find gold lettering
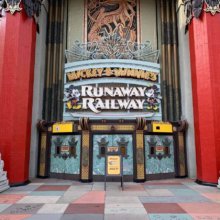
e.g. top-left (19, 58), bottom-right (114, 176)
top-left (126, 69), bottom-right (131, 77)
top-left (135, 69), bottom-right (143, 79)
top-left (81, 70), bottom-right (88, 78)
top-left (105, 68), bottom-right (112, 76)
top-left (97, 68), bottom-right (103, 77)
top-left (76, 70), bottom-right (82, 80)
top-left (66, 68), bottom-right (158, 82)
top-left (120, 68), bottom-right (127, 76)
top-left (90, 69), bottom-right (97, 77)
top-left (67, 72), bottom-right (75, 81)
top-left (150, 72), bottom-right (157, 81)
top-left (114, 68), bottom-right (121, 77)
top-left (143, 71), bottom-right (148, 80)
top-left (141, 70), bottom-right (146, 79)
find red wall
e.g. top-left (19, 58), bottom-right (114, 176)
top-left (0, 12), bottom-right (36, 185)
top-left (0, 13), bottom-right (6, 88)
top-left (189, 12), bottom-right (220, 184)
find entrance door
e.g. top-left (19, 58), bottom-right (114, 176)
top-left (93, 134), bottom-right (133, 178)
top-left (144, 135), bottom-right (175, 180)
top-left (50, 135), bottom-right (81, 179)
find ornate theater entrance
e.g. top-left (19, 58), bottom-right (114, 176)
top-left (92, 134), bottom-right (134, 181)
top-left (37, 119), bottom-right (187, 182)
top-left (36, 0), bottom-right (187, 183)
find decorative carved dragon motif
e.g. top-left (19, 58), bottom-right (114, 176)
top-left (87, 0), bottom-right (137, 43)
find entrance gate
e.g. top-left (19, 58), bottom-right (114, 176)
top-left (92, 134), bottom-right (133, 180)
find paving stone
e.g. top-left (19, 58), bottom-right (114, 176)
top-left (61, 214), bottom-right (104, 220)
top-left (35, 185), bottom-right (70, 191)
top-left (67, 185), bottom-right (92, 191)
top-left (26, 214), bottom-right (63, 220)
top-left (92, 185), bottom-right (105, 191)
top-left (105, 184), bottom-right (121, 191)
top-left (29, 191), bottom-right (65, 196)
top-left (105, 207), bottom-right (147, 214)
top-left (17, 196), bottom-right (60, 204)
top-left (65, 204), bottom-right (104, 214)
top-left (37, 204), bottom-right (68, 214)
top-left (144, 185), bottom-right (188, 190)
top-left (182, 182), bottom-right (197, 186)
top-left (148, 214), bottom-right (193, 220)
top-left (106, 196), bottom-right (141, 204)
top-left (0, 204), bottom-right (12, 212)
top-left (169, 189), bottom-right (200, 196)
top-left (189, 214), bottom-right (220, 220)
top-left (143, 182), bottom-right (184, 186)
top-left (28, 183), bottom-right (44, 186)
top-left (106, 191), bottom-right (149, 196)
top-left (105, 203), bottom-right (144, 208)
top-left (202, 193), bottom-right (220, 202)
top-left (57, 191), bottom-right (87, 204)
top-left (44, 182), bottom-right (73, 186)
top-left (73, 191), bottom-right (105, 204)
top-left (0, 214), bottom-right (32, 220)
top-left (0, 194), bottom-right (25, 204)
top-left (178, 203), bottom-right (220, 214)
top-left (1, 191), bottom-right (31, 195)
top-left (139, 195), bottom-right (212, 203)
top-left (143, 203), bottom-right (186, 213)
top-left (104, 214), bottom-right (149, 220)
top-left (31, 179), bottom-right (72, 185)
top-left (187, 185), bottom-right (220, 193)
top-left (2, 204), bottom-right (43, 214)
top-left (10, 185), bottom-right (40, 191)
top-left (146, 189), bottom-right (174, 197)
top-left (123, 184), bottom-right (145, 191)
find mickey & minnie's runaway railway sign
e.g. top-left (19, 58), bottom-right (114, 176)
top-left (63, 60), bottom-right (161, 120)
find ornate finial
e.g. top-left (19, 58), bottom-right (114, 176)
top-left (205, 0), bottom-right (220, 15)
top-left (5, 0), bottom-right (22, 15)
top-left (98, 137), bottom-right (109, 147)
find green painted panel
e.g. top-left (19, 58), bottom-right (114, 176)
top-left (50, 135), bottom-right (81, 174)
top-left (93, 134), bottom-right (133, 175)
top-left (145, 135), bottom-right (174, 174)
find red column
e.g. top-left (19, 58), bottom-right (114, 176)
top-left (189, 12), bottom-right (220, 184)
top-left (0, 11), bottom-right (36, 185)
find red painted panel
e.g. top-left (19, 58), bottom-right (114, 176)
top-left (189, 12), bottom-right (220, 183)
top-left (0, 12), bottom-right (36, 185)
top-left (0, 17), bottom-right (6, 87)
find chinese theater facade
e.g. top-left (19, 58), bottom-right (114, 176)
top-left (0, 0), bottom-right (220, 186)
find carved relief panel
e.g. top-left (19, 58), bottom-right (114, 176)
top-left (86, 0), bottom-right (138, 43)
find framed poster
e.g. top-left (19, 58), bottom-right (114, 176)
top-left (106, 155), bottom-right (121, 176)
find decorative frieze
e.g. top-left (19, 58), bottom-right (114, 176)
top-left (0, 0), bottom-right (42, 31)
top-left (184, 0), bottom-right (220, 26)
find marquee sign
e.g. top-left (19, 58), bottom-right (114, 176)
top-left (64, 60), bottom-right (161, 120)
top-left (66, 68), bottom-right (158, 83)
